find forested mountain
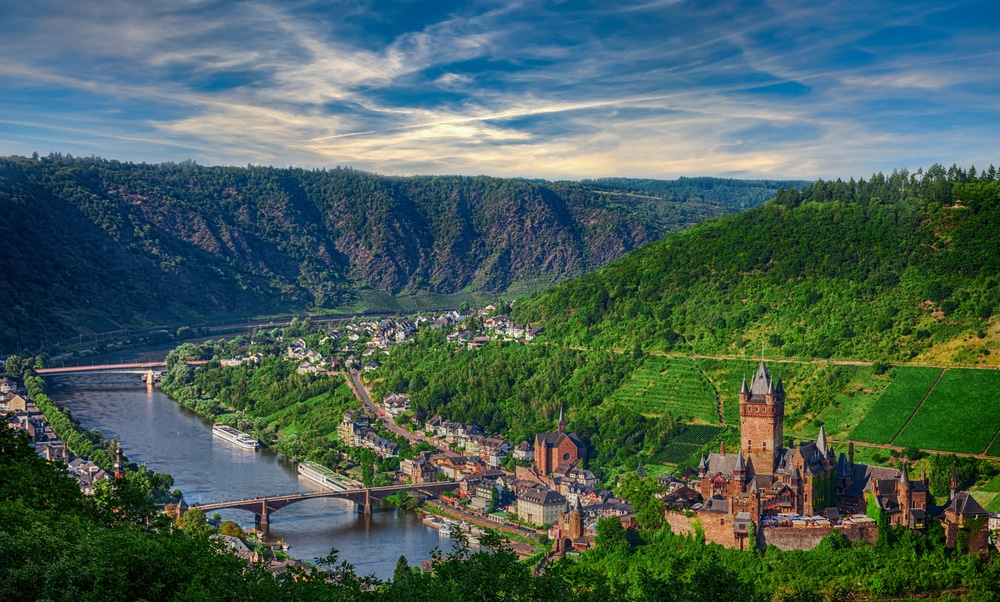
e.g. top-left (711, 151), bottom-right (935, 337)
top-left (0, 154), bottom-right (798, 353)
top-left (516, 164), bottom-right (1000, 363)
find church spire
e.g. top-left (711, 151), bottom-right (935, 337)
top-left (113, 440), bottom-right (124, 479)
top-left (557, 405), bottom-right (566, 433)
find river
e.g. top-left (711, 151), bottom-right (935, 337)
top-left (47, 374), bottom-right (452, 580)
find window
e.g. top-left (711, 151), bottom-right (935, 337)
top-left (563, 453), bottom-right (571, 461)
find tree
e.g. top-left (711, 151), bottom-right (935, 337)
top-left (220, 521), bottom-right (243, 537)
top-left (180, 506), bottom-right (213, 538)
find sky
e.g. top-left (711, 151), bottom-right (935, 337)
top-left (1, 0), bottom-right (998, 180)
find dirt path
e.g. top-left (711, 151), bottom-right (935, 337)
top-left (830, 438), bottom-right (995, 461)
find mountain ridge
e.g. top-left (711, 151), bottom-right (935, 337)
top-left (0, 154), bottom-right (800, 352)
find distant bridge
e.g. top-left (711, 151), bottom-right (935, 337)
top-left (193, 481), bottom-right (461, 529)
top-left (35, 361), bottom-right (207, 387)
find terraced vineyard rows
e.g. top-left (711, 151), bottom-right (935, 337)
top-left (611, 357), bottom-right (719, 422)
top-left (894, 369), bottom-right (1000, 454)
top-left (849, 367), bottom-right (942, 444)
top-left (651, 425), bottom-right (726, 464)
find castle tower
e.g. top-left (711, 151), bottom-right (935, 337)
top-left (739, 358), bottom-right (784, 474)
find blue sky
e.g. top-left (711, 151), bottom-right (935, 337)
top-left (1, 0), bottom-right (998, 179)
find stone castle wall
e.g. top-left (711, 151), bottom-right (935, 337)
top-left (664, 510), bottom-right (878, 552)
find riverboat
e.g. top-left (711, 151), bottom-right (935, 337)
top-left (212, 424), bottom-right (260, 449)
top-left (297, 461), bottom-right (350, 491)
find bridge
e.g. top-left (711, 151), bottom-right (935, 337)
top-left (193, 481), bottom-right (461, 530)
top-left (35, 361), bottom-right (207, 387)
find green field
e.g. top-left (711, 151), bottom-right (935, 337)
top-left (651, 424), bottom-right (726, 464)
top-left (611, 357), bottom-right (719, 422)
top-left (894, 369), bottom-right (1000, 454)
top-left (849, 367), bottom-right (942, 445)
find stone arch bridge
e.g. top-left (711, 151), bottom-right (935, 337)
top-left (193, 481), bottom-right (460, 529)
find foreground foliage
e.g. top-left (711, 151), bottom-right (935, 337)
top-left (4, 423), bottom-right (999, 600)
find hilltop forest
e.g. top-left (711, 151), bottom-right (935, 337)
top-left (517, 164), bottom-right (1000, 363)
top-left (0, 154), bottom-right (798, 354)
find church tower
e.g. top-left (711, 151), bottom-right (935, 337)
top-left (739, 357), bottom-right (785, 475)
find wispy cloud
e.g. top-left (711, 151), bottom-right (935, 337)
top-left (0, 0), bottom-right (997, 178)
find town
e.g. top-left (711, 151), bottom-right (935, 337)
top-left (6, 303), bottom-right (999, 570)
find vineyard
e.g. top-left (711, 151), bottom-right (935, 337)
top-left (651, 424), bottom-right (727, 465)
top-left (987, 436), bottom-right (1000, 457)
top-left (695, 358), bottom-right (749, 425)
top-left (894, 369), bottom-right (1000, 454)
top-left (849, 367), bottom-right (943, 445)
top-left (610, 356), bottom-right (719, 422)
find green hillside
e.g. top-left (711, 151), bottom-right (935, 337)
top-left (0, 154), bottom-right (800, 354)
top-left (515, 165), bottom-right (1000, 365)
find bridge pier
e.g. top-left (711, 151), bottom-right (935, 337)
top-left (356, 489), bottom-right (372, 515)
top-left (255, 500), bottom-right (270, 532)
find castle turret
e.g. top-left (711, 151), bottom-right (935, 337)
top-left (950, 462), bottom-right (958, 500)
top-left (816, 426), bottom-right (828, 457)
top-left (899, 467), bottom-right (912, 526)
top-left (733, 451), bottom-right (747, 493)
top-left (698, 454), bottom-right (708, 478)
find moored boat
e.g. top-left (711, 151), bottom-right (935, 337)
top-left (212, 424), bottom-right (260, 449)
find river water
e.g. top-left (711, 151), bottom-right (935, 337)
top-left (47, 374), bottom-right (451, 579)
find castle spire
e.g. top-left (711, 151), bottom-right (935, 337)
top-left (740, 376), bottom-right (749, 395)
top-left (816, 426), bottom-right (828, 457)
top-left (950, 461), bottom-right (958, 499)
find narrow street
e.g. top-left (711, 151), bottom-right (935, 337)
top-left (347, 371), bottom-right (449, 452)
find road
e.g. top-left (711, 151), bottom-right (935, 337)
top-left (347, 371), bottom-right (449, 452)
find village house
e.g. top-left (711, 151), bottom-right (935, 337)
top-left (513, 441), bottom-right (534, 462)
top-left (401, 451), bottom-right (439, 484)
top-left (516, 488), bottom-right (568, 527)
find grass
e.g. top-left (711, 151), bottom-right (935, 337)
top-left (849, 367), bottom-right (942, 445)
top-left (610, 357), bottom-right (719, 422)
top-left (894, 368), bottom-right (1000, 454)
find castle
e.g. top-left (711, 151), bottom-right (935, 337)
top-left (680, 358), bottom-right (989, 551)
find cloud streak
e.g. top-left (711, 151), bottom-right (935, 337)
top-left (0, 0), bottom-right (997, 178)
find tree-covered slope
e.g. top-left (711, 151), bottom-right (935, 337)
top-left (0, 154), bottom-right (799, 352)
top-left (516, 165), bottom-right (1000, 363)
